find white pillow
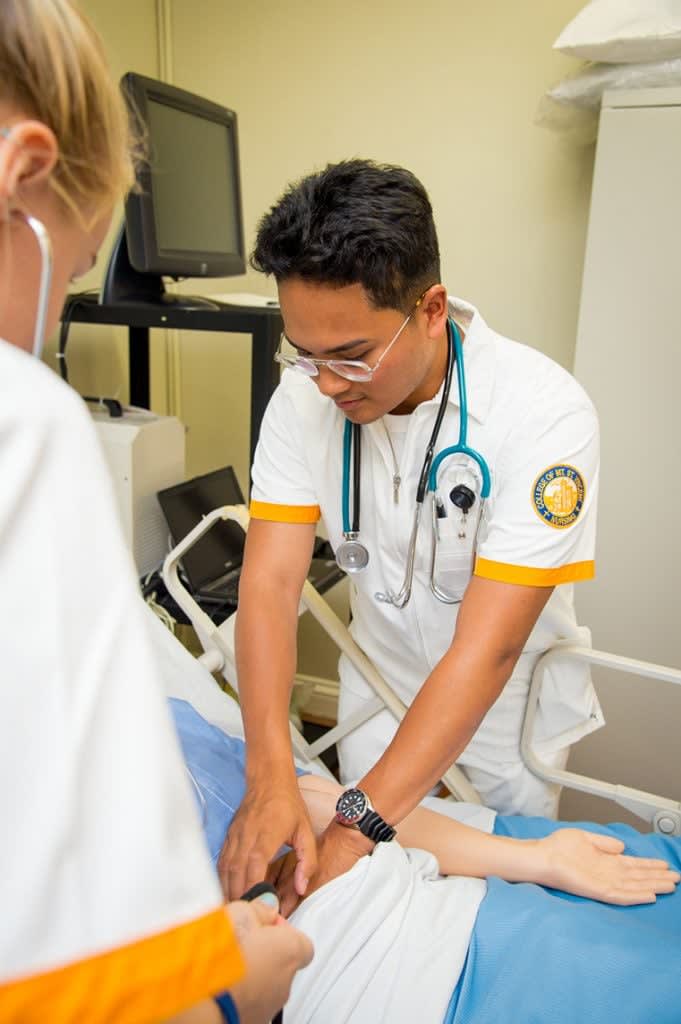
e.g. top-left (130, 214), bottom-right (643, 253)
top-left (548, 57), bottom-right (681, 110)
top-left (535, 58), bottom-right (681, 146)
top-left (554, 0), bottom-right (681, 64)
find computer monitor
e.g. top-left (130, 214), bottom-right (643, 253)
top-left (101, 72), bottom-right (246, 306)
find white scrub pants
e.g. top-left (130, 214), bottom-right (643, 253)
top-left (337, 672), bottom-right (570, 819)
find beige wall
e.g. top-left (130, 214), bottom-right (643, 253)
top-left (168, 0), bottom-right (594, 372)
top-left (70, 0), bottom-right (595, 490)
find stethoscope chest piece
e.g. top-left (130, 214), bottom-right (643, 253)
top-left (336, 534), bottom-right (370, 573)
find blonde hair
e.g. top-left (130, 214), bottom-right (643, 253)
top-left (0, 0), bottom-right (137, 220)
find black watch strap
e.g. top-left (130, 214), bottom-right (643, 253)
top-left (358, 809), bottom-right (396, 844)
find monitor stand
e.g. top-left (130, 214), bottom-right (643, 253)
top-left (100, 223), bottom-right (222, 310)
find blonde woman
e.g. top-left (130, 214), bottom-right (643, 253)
top-left (0, 3), bottom-right (311, 1022)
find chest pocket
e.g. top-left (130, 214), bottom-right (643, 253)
top-left (431, 461), bottom-right (484, 601)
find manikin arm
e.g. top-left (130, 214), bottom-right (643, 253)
top-left (297, 775), bottom-right (679, 906)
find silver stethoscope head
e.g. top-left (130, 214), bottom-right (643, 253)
top-left (23, 213), bottom-right (53, 360)
top-left (336, 533), bottom-right (370, 574)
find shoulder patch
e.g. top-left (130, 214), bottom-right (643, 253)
top-left (532, 464), bottom-right (585, 529)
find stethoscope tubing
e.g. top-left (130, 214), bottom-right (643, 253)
top-left (341, 419), bottom-right (362, 536)
top-left (339, 316), bottom-right (492, 605)
top-left (341, 317), bottom-right (457, 536)
top-left (24, 214), bottom-right (53, 361)
top-left (342, 419), bottom-right (353, 535)
top-left (427, 321), bottom-right (491, 498)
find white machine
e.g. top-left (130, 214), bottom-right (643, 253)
top-left (91, 407), bottom-right (185, 576)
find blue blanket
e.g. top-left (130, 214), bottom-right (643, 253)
top-left (171, 698), bottom-right (305, 865)
top-left (445, 816), bottom-right (681, 1024)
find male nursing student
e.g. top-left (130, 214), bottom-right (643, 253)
top-left (221, 159), bottom-right (604, 912)
top-left (0, 2), bottom-right (311, 1020)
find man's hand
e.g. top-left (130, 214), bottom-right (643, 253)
top-left (538, 828), bottom-right (680, 905)
top-left (268, 821), bottom-right (374, 917)
top-left (226, 899), bottom-right (313, 1024)
top-left (219, 776), bottom-right (317, 901)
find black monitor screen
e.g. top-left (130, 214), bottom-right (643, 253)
top-left (147, 99), bottom-right (241, 258)
top-left (116, 72), bottom-right (246, 285)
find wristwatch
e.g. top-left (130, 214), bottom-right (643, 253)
top-left (334, 787), bottom-right (396, 844)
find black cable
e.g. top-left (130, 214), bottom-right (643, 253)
top-left (83, 396), bottom-right (123, 417)
top-left (58, 291), bottom-right (98, 383)
top-left (415, 320), bottom-right (455, 503)
top-left (60, 292), bottom-right (124, 417)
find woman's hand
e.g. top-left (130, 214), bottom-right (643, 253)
top-left (537, 828), bottom-right (680, 905)
top-left (226, 900), bottom-right (313, 1024)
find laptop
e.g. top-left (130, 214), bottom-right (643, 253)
top-left (157, 466), bottom-right (343, 608)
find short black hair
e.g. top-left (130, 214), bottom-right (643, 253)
top-left (251, 159), bottom-right (441, 312)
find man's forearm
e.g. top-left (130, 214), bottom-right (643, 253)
top-left (235, 584), bottom-right (300, 780)
top-left (358, 577), bottom-right (553, 825)
top-left (358, 645), bottom-right (515, 825)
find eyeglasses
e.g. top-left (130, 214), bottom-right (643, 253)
top-left (274, 295), bottom-right (425, 383)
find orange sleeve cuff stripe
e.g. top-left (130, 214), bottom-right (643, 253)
top-left (0, 907), bottom-right (245, 1024)
top-left (474, 557), bottom-right (595, 587)
top-left (249, 500), bottom-right (320, 524)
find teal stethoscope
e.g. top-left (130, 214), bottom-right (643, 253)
top-left (336, 317), bottom-right (491, 608)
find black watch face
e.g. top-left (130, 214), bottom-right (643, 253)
top-left (335, 788), bottom-right (367, 825)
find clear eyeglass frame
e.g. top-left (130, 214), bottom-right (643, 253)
top-left (274, 294), bottom-right (426, 383)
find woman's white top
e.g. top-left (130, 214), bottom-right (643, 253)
top-left (0, 341), bottom-right (243, 1021)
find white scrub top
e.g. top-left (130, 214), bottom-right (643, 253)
top-left (250, 298), bottom-right (604, 801)
top-left (0, 341), bottom-right (244, 1022)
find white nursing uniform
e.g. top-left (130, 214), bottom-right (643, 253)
top-left (250, 298), bottom-right (605, 816)
top-left (0, 341), bottom-right (244, 1023)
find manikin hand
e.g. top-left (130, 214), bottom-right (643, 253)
top-left (226, 900), bottom-right (313, 1024)
top-left (537, 828), bottom-right (679, 905)
top-left (219, 776), bottom-right (317, 902)
top-left (268, 821), bottom-right (373, 918)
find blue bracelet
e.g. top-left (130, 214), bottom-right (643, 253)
top-left (215, 992), bottom-right (240, 1024)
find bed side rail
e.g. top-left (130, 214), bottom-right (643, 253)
top-left (522, 644), bottom-right (681, 835)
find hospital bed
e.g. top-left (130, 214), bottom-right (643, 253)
top-left (162, 504), bottom-right (681, 835)
top-left (156, 594), bottom-right (681, 1024)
